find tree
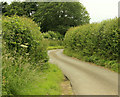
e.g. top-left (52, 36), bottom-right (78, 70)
top-left (33, 2), bottom-right (90, 35)
top-left (2, 2), bottom-right (8, 14)
top-left (2, 2), bottom-right (90, 35)
top-left (2, 2), bottom-right (24, 16)
top-left (2, 2), bottom-right (38, 17)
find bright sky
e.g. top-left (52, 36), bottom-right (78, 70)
top-left (79, 0), bottom-right (119, 23)
top-left (1, 0), bottom-right (120, 23)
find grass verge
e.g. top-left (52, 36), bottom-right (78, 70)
top-left (20, 63), bottom-right (64, 95)
top-left (47, 46), bottom-right (64, 50)
top-left (3, 63), bottom-right (64, 95)
top-left (64, 49), bottom-right (119, 72)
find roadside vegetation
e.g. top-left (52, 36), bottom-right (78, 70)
top-left (42, 31), bottom-right (64, 50)
top-left (2, 16), bottom-right (64, 95)
top-left (64, 18), bottom-right (119, 72)
top-left (2, 1), bottom-right (119, 95)
top-left (2, 1), bottom-right (89, 95)
top-left (0, 48), bottom-right (1, 96)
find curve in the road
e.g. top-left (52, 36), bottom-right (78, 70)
top-left (48, 49), bottom-right (118, 95)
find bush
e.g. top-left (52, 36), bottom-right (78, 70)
top-left (64, 18), bottom-right (119, 72)
top-left (42, 31), bottom-right (64, 48)
top-left (43, 39), bottom-right (63, 47)
top-left (42, 31), bottom-right (63, 40)
top-left (42, 32), bottom-right (52, 39)
top-left (2, 16), bottom-right (49, 95)
top-left (2, 16), bottom-right (48, 64)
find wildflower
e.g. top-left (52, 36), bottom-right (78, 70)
top-left (20, 44), bottom-right (28, 48)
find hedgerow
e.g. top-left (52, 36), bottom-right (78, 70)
top-left (42, 31), bottom-right (63, 40)
top-left (2, 16), bottom-right (49, 95)
top-left (42, 31), bottom-right (64, 47)
top-left (3, 16), bottom-right (48, 64)
top-left (64, 18), bottom-right (119, 72)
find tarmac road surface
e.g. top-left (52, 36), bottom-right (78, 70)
top-left (48, 49), bottom-right (118, 95)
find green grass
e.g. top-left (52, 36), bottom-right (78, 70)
top-left (47, 46), bottom-right (64, 50)
top-left (20, 63), bottom-right (64, 95)
top-left (2, 63), bottom-right (64, 95)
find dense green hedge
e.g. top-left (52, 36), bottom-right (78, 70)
top-left (64, 18), bottom-right (119, 72)
top-left (2, 16), bottom-right (48, 95)
top-left (2, 16), bottom-right (48, 64)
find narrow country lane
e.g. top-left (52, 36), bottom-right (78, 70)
top-left (48, 49), bottom-right (118, 95)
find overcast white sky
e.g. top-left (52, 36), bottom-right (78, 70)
top-left (1, 0), bottom-right (120, 23)
top-left (79, 0), bottom-right (119, 23)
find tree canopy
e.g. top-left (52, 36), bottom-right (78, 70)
top-left (2, 2), bottom-right (37, 17)
top-left (2, 2), bottom-right (90, 35)
top-left (33, 2), bottom-right (90, 35)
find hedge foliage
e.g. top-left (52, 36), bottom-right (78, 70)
top-left (2, 16), bottom-right (48, 95)
top-left (42, 31), bottom-right (64, 47)
top-left (2, 16), bottom-right (48, 64)
top-left (42, 31), bottom-right (63, 40)
top-left (64, 18), bottom-right (119, 72)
